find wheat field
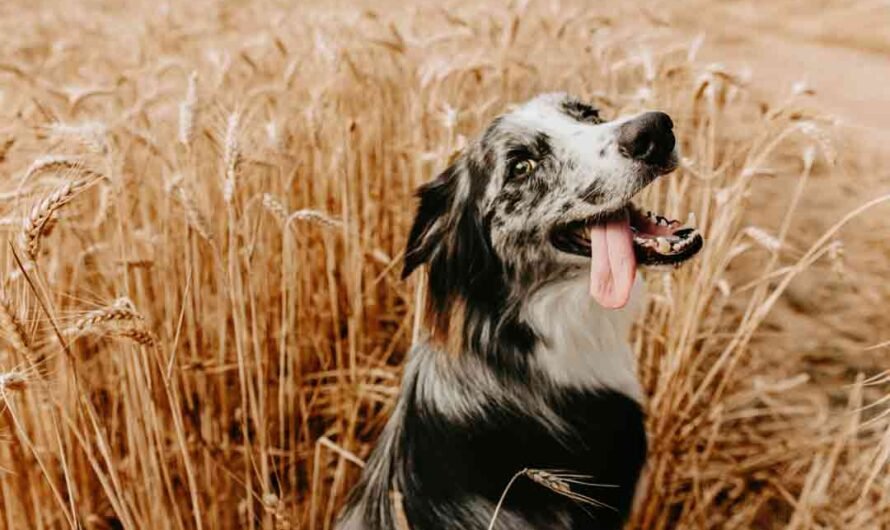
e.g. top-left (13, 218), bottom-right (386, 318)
top-left (1, 1), bottom-right (889, 529)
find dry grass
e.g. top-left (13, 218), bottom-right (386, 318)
top-left (0, 1), bottom-right (888, 529)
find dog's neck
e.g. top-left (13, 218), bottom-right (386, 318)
top-left (521, 273), bottom-right (645, 402)
top-left (415, 271), bottom-right (645, 417)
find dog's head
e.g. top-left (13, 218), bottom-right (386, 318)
top-left (403, 93), bottom-right (702, 329)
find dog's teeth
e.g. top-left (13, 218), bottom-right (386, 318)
top-left (656, 237), bottom-right (672, 254)
top-left (686, 212), bottom-right (697, 228)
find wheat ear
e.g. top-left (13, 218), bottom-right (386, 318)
top-left (222, 111), bottom-right (241, 204)
top-left (178, 71), bottom-right (199, 147)
top-left (21, 155), bottom-right (102, 184)
top-left (20, 178), bottom-right (95, 260)
top-left (287, 209), bottom-right (342, 229)
top-left (69, 297), bottom-right (143, 333)
top-left (114, 326), bottom-right (156, 347)
top-left (0, 294), bottom-right (31, 359)
top-left (488, 469), bottom-right (615, 530)
top-left (262, 193), bottom-right (289, 223)
top-left (46, 121), bottom-right (109, 154)
top-left (263, 193), bottom-right (342, 229)
top-left (261, 493), bottom-right (294, 530)
top-left (68, 298), bottom-right (155, 346)
top-left (0, 371), bottom-right (27, 393)
top-left (167, 180), bottom-right (214, 242)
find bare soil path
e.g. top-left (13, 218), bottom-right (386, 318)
top-left (664, 0), bottom-right (890, 376)
top-left (672, 0), bottom-right (890, 148)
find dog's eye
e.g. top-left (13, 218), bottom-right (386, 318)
top-left (509, 159), bottom-right (537, 179)
top-left (579, 107), bottom-right (599, 121)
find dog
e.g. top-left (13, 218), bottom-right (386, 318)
top-left (337, 93), bottom-right (703, 530)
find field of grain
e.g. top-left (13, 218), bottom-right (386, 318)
top-left (1, 1), bottom-right (888, 529)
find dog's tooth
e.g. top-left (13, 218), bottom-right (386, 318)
top-left (676, 229), bottom-right (700, 250)
top-left (686, 212), bottom-right (697, 228)
top-left (656, 237), bottom-right (672, 254)
top-left (636, 237), bottom-right (655, 248)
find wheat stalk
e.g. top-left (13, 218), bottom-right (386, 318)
top-left (390, 490), bottom-right (411, 530)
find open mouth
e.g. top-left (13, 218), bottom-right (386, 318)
top-left (550, 204), bottom-right (703, 267)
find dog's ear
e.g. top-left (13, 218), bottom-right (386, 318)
top-left (402, 165), bottom-right (460, 279)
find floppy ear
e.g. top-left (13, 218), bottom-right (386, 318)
top-left (401, 155), bottom-right (505, 351)
top-left (402, 165), bottom-right (460, 279)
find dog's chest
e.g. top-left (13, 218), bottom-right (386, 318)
top-left (403, 384), bottom-right (647, 530)
top-left (522, 275), bottom-right (644, 402)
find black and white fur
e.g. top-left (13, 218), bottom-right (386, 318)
top-left (337, 93), bottom-right (677, 530)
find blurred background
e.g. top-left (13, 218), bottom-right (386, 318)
top-left (0, 1), bottom-right (888, 529)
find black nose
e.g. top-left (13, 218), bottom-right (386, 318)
top-left (617, 111), bottom-right (675, 165)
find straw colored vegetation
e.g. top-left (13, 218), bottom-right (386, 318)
top-left (0, 1), bottom-right (888, 529)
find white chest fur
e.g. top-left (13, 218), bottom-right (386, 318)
top-left (522, 274), bottom-right (644, 402)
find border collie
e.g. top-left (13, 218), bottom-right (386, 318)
top-left (337, 93), bottom-right (703, 530)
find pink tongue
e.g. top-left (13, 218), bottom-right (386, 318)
top-left (589, 214), bottom-right (637, 309)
